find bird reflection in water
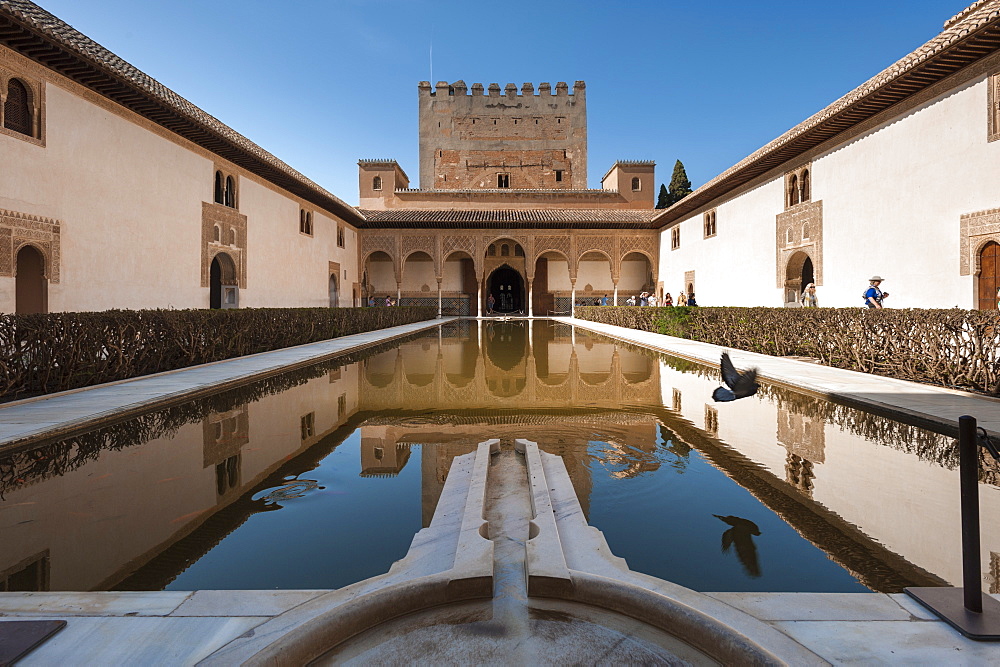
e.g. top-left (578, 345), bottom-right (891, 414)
top-left (714, 514), bottom-right (762, 578)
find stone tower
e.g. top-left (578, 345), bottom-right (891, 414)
top-left (418, 80), bottom-right (587, 190)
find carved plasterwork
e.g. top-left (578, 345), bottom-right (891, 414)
top-left (0, 61), bottom-right (45, 146)
top-left (775, 200), bottom-right (823, 288)
top-left (0, 209), bottom-right (60, 282)
top-left (201, 202), bottom-right (247, 288)
top-left (961, 207), bottom-right (1000, 275)
top-left (401, 235), bottom-right (438, 275)
top-left (990, 72), bottom-right (1000, 143)
top-left (440, 234), bottom-right (479, 277)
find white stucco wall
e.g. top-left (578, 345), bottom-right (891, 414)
top-left (0, 64), bottom-right (358, 313)
top-left (658, 71), bottom-right (1000, 309)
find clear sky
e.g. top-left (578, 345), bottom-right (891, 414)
top-left (37, 0), bottom-right (972, 203)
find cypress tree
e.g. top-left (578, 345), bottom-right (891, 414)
top-left (655, 183), bottom-right (669, 209)
top-left (666, 160), bottom-right (693, 206)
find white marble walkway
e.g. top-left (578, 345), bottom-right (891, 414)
top-left (564, 316), bottom-right (1000, 438)
top-left (0, 317), bottom-right (452, 452)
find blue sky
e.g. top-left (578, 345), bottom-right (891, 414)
top-left (39, 0), bottom-right (972, 203)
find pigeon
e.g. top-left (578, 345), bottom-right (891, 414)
top-left (712, 352), bottom-right (759, 402)
top-left (714, 514), bottom-right (762, 578)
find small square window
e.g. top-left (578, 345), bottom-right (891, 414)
top-left (497, 173), bottom-right (510, 188)
top-left (555, 170), bottom-right (563, 183)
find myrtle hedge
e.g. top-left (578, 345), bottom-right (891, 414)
top-left (575, 306), bottom-right (1000, 395)
top-left (0, 306), bottom-right (437, 401)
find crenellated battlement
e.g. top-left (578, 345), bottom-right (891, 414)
top-left (419, 80), bottom-right (585, 98)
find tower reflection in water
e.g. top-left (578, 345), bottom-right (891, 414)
top-left (0, 320), bottom-right (997, 596)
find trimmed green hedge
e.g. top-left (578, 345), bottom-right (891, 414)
top-left (575, 306), bottom-right (1000, 395)
top-left (0, 306), bottom-right (437, 400)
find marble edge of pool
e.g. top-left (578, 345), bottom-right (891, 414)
top-left (562, 317), bottom-right (1000, 439)
top-left (0, 317), bottom-right (455, 454)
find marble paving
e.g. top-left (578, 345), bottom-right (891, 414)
top-left (564, 316), bottom-right (1000, 438)
top-left (0, 317), bottom-right (452, 452)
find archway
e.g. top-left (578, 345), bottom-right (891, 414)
top-left (401, 251), bottom-right (434, 306)
top-left (784, 251), bottom-right (812, 306)
top-left (210, 252), bottom-right (238, 309)
top-left (979, 241), bottom-right (1000, 310)
top-left (15, 245), bottom-right (47, 314)
top-left (329, 274), bottom-right (339, 307)
top-left (533, 251), bottom-right (571, 314)
top-left (619, 252), bottom-right (653, 303)
top-left (364, 250), bottom-right (395, 303)
top-left (576, 251), bottom-right (613, 306)
top-left (486, 264), bottom-right (524, 314)
top-left (442, 251), bottom-right (477, 315)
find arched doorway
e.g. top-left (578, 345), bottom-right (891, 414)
top-left (15, 245), bottom-right (46, 314)
top-left (784, 251), bottom-right (813, 306)
top-left (210, 253), bottom-right (239, 309)
top-left (329, 274), bottom-right (339, 307)
top-left (979, 241), bottom-right (1000, 310)
top-left (486, 264), bottom-right (524, 314)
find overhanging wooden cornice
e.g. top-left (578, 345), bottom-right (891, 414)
top-left (0, 0), bottom-right (366, 226)
top-left (652, 3), bottom-right (1000, 229)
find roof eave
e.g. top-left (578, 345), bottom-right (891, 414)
top-left (651, 7), bottom-right (1000, 229)
top-left (0, 1), bottom-right (366, 225)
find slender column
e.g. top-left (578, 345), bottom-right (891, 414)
top-left (396, 283), bottom-right (401, 304)
top-left (570, 280), bottom-right (576, 318)
top-left (478, 277), bottom-right (484, 317)
top-left (613, 283), bottom-right (619, 306)
top-left (437, 279), bottom-right (442, 318)
top-left (528, 280), bottom-right (534, 317)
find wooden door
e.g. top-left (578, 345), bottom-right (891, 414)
top-left (979, 242), bottom-right (1000, 310)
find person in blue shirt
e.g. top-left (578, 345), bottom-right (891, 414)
top-left (600, 294), bottom-right (608, 306)
top-left (864, 276), bottom-right (888, 308)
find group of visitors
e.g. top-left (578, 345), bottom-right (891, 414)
top-left (619, 291), bottom-right (698, 307)
top-left (367, 296), bottom-right (397, 307)
top-left (797, 276), bottom-right (890, 308)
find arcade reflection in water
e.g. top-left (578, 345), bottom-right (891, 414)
top-left (0, 320), bottom-right (997, 595)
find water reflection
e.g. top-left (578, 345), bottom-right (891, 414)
top-left (0, 320), bottom-right (995, 595)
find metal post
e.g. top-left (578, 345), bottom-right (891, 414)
top-left (959, 415), bottom-right (983, 613)
top-left (905, 414), bottom-right (1000, 639)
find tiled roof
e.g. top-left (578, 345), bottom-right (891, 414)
top-left (0, 0), bottom-right (365, 224)
top-left (652, 0), bottom-right (1000, 228)
top-left (357, 209), bottom-right (657, 229)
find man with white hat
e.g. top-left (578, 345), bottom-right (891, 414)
top-left (864, 276), bottom-right (888, 309)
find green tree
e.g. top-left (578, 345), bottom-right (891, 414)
top-left (655, 183), bottom-right (669, 209)
top-left (666, 160), bottom-right (693, 206)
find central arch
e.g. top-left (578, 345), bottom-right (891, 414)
top-left (486, 264), bottom-right (524, 314)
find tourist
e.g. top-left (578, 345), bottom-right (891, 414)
top-left (687, 292), bottom-right (698, 306)
top-left (648, 294), bottom-right (658, 307)
top-left (626, 295), bottom-right (636, 306)
top-left (600, 294), bottom-right (608, 306)
top-left (678, 291), bottom-right (687, 306)
top-left (639, 291), bottom-right (649, 307)
top-left (664, 292), bottom-right (673, 307)
top-left (487, 293), bottom-right (495, 314)
top-left (385, 296), bottom-right (393, 307)
top-left (801, 283), bottom-right (818, 308)
top-left (367, 295), bottom-right (375, 307)
top-left (864, 276), bottom-right (888, 309)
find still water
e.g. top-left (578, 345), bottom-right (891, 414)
top-left (1, 320), bottom-right (996, 593)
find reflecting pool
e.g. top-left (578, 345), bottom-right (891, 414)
top-left (1, 320), bottom-right (997, 593)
